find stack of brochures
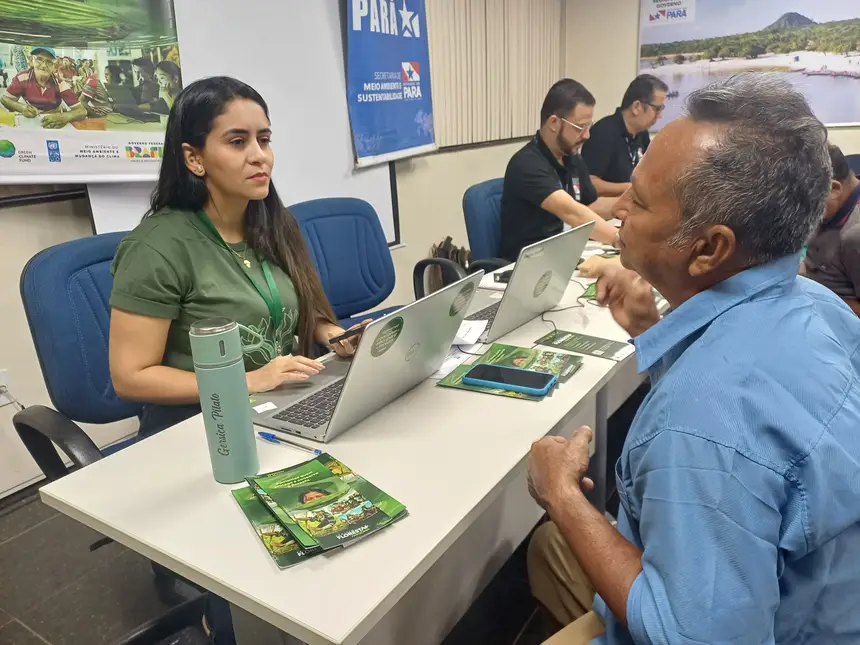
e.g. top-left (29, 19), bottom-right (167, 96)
top-left (232, 454), bottom-right (407, 568)
top-left (438, 343), bottom-right (582, 401)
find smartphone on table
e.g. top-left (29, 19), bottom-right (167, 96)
top-left (462, 364), bottom-right (557, 397)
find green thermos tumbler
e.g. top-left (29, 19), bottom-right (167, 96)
top-left (189, 318), bottom-right (259, 484)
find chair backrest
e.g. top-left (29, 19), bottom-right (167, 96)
top-left (463, 178), bottom-right (504, 261)
top-left (20, 232), bottom-right (142, 425)
top-left (290, 197), bottom-right (395, 320)
top-left (846, 154), bottom-right (860, 177)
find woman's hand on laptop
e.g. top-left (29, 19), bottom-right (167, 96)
top-left (246, 355), bottom-right (325, 394)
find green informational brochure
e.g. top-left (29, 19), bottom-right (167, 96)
top-left (249, 454), bottom-right (407, 552)
top-left (580, 283), bottom-right (597, 301)
top-left (231, 487), bottom-right (317, 569)
top-left (535, 330), bottom-right (634, 361)
top-left (247, 481), bottom-right (320, 552)
top-left (437, 343), bottom-right (582, 401)
top-left (579, 282), bottom-right (665, 306)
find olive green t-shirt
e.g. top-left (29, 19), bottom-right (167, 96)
top-left (110, 208), bottom-right (300, 373)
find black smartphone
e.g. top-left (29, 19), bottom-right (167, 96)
top-left (494, 269), bottom-right (514, 284)
top-left (328, 326), bottom-right (364, 345)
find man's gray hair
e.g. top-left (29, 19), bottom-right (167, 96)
top-left (670, 73), bottom-right (831, 263)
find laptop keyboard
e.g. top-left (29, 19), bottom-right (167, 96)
top-left (271, 379), bottom-right (344, 429)
top-left (465, 301), bottom-right (500, 326)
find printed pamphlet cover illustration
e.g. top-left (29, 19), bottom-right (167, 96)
top-left (248, 454), bottom-right (407, 552)
top-left (437, 343), bottom-right (582, 401)
top-left (231, 486), bottom-right (315, 569)
top-left (247, 481), bottom-right (319, 553)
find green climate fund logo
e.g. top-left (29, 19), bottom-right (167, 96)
top-left (0, 140), bottom-right (16, 158)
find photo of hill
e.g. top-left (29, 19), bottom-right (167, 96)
top-left (639, 0), bottom-right (860, 128)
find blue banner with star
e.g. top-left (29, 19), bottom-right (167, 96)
top-left (346, 0), bottom-right (436, 167)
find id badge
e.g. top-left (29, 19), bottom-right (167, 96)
top-left (571, 177), bottom-right (581, 201)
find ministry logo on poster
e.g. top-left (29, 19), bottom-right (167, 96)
top-left (401, 62), bottom-right (420, 82)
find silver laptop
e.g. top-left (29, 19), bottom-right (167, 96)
top-left (253, 272), bottom-right (484, 443)
top-left (465, 222), bottom-right (594, 343)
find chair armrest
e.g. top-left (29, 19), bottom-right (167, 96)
top-left (469, 258), bottom-right (510, 274)
top-left (13, 405), bottom-right (103, 482)
top-left (413, 258), bottom-right (467, 299)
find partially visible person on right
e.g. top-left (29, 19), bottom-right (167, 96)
top-left (802, 144), bottom-right (860, 314)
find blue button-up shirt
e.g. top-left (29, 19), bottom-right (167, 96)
top-left (593, 254), bottom-right (860, 644)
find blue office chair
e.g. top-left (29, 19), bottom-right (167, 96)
top-left (14, 232), bottom-right (141, 479)
top-left (846, 154), bottom-right (860, 176)
top-left (13, 232), bottom-right (205, 641)
top-left (462, 178), bottom-right (509, 272)
top-left (291, 197), bottom-right (465, 322)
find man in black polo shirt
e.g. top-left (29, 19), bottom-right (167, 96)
top-left (803, 144), bottom-right (860, 315)
top-left (500, 79), bottom-right (619, 262)
top-left (581, 74), bottom-right (667, 197)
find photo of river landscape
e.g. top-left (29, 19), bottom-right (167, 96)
top-left (640, 1), bottom-right (860, 127)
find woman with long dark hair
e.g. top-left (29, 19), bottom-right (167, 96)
top-left (110, 76), bottom-right (360, 439)
top-left (141, 59), bottom-right (183, 113)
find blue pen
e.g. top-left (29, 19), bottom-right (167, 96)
top-left (257, 431), bottom-right (322, 456)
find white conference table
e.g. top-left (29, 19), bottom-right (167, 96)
top-left (40, 277), bottom-right (643, 645)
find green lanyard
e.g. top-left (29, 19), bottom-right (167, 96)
top-left (195, 211), bottom-right (284, 331)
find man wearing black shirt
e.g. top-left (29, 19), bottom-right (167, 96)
top-left (582, 74), bottom-right (667, 197)
top-left (500, 79), bottom-right (619, 262)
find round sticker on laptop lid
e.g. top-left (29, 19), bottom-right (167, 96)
top-left (370, 316), bottom-right (404, 357)
top-left (534, 270), bottom-right (553, 298)
top-left (449, 281), bottom-right (476, 317)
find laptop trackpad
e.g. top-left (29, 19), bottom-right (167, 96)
top-left (259, 356), bottom-right (351, 410)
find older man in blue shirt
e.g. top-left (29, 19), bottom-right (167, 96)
top-left (526, 73), bottom-right (860, 644)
